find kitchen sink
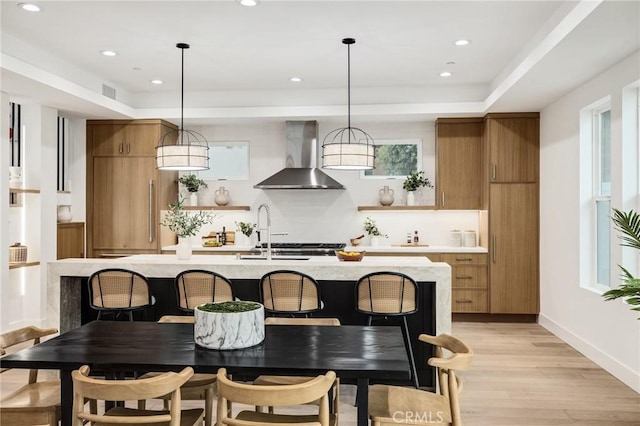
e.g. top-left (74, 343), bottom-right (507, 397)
top-left (238, 255), bottom-right (311, 261)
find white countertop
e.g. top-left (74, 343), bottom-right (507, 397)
top-left (162, 244), bottom-right (487, 254)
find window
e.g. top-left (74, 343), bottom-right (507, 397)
top-left (198, 141), bottom-right (249, 180)
top-left (594, 106), bottom-right (611, 287)
top-left (9, 102), bottom-right (21, 167)
top-left (57, 117), bottom-right (69, 191)
top-left (361, 138), bottom-right (422, 179)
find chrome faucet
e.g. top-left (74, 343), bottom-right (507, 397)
top-left (256, 203), bottom-right (287, 260)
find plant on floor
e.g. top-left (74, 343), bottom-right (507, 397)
top-left (402, 170), bottom-right (433, 192)
top-left (178, 174), bottom-right (207, 193)
top-left (602, 208), bottom-right (640, 318)
top-left (364, 217), bottom-right (387, 238)
top-left (160, 198), bottom-right (218, 237)
top-left (235, 221), bottom-right (256, 237)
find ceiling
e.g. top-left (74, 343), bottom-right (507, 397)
top-left (1, 0), bottom-right (639, 125)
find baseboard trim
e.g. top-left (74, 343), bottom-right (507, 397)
top-left (452, 313), bottom-right (537, 323)
top-left (538, 313), bottom-right (640, 394)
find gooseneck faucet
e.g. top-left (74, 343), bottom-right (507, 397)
top-left (256, 203), bottom-right (287, 260)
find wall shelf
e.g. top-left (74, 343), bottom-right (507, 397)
top-left (357, 205), bottom-right (438, 211)
top-left (9, 188), bottom-right (40, 207)
top-left (9, 261), bottom-right (40, 270)
top-left (183, 206), bottom-right (250, 211)
top-left (9, 188), bottom-right (40, 194)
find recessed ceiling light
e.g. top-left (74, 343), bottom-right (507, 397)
top-left (151, 80), bottom-right (163, 85)
top-left (440, 71), bottom-right (452, 77)
top-left (237, 0), bottom-right (259, 6)
top-left (454, 39), bottom-right (470, 46)
top-left (290, 77), bottom-right (303, 83)
top-left (100, 50), bottom-right (117, 57)
top-left (18, 3), bottom-right (40, 12)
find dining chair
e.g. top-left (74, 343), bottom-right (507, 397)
top-left (138, 315), bottom-right (216, 426)
top-left (217, 367), bottom-right (337, 426)
top-left (368, 333), bottom-right (473, 426)
top-left (0, 326), bottom-right (61, 426)
top-left (87, 268), bottom-right (154, 321)
top-left (175, 269), bottom-right (235, 313)
top-left (260, 270), bottom-right (322, 317)
top-left (355, 271), bottom-right (420, 388)
top-left (254, 317), bottom-right (341, 417)
top-left (72, 365), bottom-right (204, 426)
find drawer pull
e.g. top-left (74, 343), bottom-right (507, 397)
top-left (455, 257), bottom-right (473, 261)
top-left (456, 299), bottom-right (473, 303)
top-left (456, 275), bottom-right (473, 279)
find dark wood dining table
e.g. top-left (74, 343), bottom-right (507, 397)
top-left (0, 321), bottom-right (411, 426)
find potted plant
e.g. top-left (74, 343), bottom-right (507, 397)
top-left (402, 171), bottom-right (433, 206)
top-left (160, 198), bottom-right (217, 259)
top-left (235, 221), bottom-right (256, 246)
top-left (178, 174), bottom-right (207, 206)
top-left (194, 301), bottom-right (265, 350)
top-left (364, 216), bottom-right (387, 246)
top-left (602, 208), bottom-right (640, 318)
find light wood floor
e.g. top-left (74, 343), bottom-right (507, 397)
top-left (1, 322), bottom-right (639, 425)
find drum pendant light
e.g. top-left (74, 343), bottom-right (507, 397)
top-left (156, 43), bottom-right (209, 171)
top-left (322, 38), bottom-right (375, 170)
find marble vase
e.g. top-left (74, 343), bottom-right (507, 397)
top-left (176, 237), bottom-right (192, 260)
top-left (194, 303), bottom-right (265, 350)
top-left (406, 190), bottom-right (416, 206)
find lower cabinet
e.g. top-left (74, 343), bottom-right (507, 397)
top-left (442, 253), bottom-right (488, 313)
top-left (57, 222), bottom-right (85, 259)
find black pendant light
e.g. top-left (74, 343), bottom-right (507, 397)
top-left (156, 43), bottom-right (209, 171)
top-left (321, 38), bottom-right (375, 170)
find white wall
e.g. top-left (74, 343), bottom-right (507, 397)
top-left (539, 51), bottom-right (640, 392)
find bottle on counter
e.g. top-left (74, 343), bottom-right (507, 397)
top-left (413, 230), bottom-right (419, 244)
top-left (221, 226), bottom-right (227, 245)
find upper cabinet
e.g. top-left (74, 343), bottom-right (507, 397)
top-left (88, 120), bottom-right (176, 157)
top-left (435, 118), bottom-right (483, 210)
top-left (484, 113), bottom-right (539, 183)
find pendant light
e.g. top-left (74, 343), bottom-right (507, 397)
top-left (322, 38), bottom-right (375, 170)
top-left (156, 43), bottom-right (209, 171)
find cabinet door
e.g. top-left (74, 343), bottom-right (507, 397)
top-left (125, 123), bottom-right (163, 156)
top-left (485, 115), bottom-right (539, 183)
top-left (436, 120), bottom-right (483, 209)
top-left (57, 223), bottom-right (85, 259)
top-left (90, 123), bottom-right (128, 156)
top-left (489, 183), bottom-right (539, 313)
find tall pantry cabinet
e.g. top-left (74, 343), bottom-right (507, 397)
top-left (483, 113), bottom-right (540, 314)
top-left (86, 120), bottom-right (178, 258)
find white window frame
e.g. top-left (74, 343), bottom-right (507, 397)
top-left (593, 104), bottom-right (612, 288)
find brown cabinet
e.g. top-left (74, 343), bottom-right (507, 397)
top-left (87, 120), bottom-right (178, 258)
top-left (435, 118), bottom-right (483, 209)
top-left (443, 253), bottom-right (488, 313)
top-left (57, 222), bottom-right (84, 259)
top-left (484, 113), bottom-right (539, 183)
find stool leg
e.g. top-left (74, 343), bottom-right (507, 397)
top-left (401, 316), bottom-right (419, 388)
top-left (367, 316), bottom-right (372, 326)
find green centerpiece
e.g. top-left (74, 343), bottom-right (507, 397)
top-left (194, 301), bottom-right (265, 350)
top-left (198, 301), bottom-right (261, 313)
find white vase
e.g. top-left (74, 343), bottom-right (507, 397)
top-left (57, 205), bottom-right (72, 222)
top-left (406, 191), bottom-right (416, 206)
top-left (176, 237), bottom-right (192, 260)
top-left (370, 236), bottom-right (380, 247)
top-left (214, 186), bottom-right (230, 206)
top-left (189, 192), bottom-right (198, 206)
top-left (9, 166), bottom-right (22, 189)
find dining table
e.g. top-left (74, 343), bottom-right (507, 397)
top-left (0, 320), bottom-right (411, 426)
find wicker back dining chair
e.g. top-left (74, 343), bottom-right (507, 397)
top-left (175, 270), bottom-right (235, 313)
top-left (355, 271), bottom-right (420, 388)
top-left (87, 268), bottom-right (153, 321)
top-left (260, 270), bottom-right (322, 317)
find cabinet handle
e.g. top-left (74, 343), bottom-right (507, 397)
top-left (491, 163), bottom-right (497, 180)
top-left (456, 299), bottom-right (473, 303)
top-left (455, 257), bottom-right (472, 262)
top-left (456, 275), bottom-right (473, 279)
top-left (126, 143), bottom-right (131, 154)
top-left (148, 179), bottom-right (154, 243)
top-left (492, 235), bottom-right (497, 263)
top-left (118, 143), bottom-right (123, 154)
top-left (441, 192), bottom-right (445, 208)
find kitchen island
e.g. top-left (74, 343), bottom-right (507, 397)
top-left (48, 254), bottom-right (451, 387)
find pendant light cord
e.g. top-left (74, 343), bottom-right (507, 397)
top-left (181, 46), bottom-right (184, 134)
top-left (347, 41), bottom-right (351, 133)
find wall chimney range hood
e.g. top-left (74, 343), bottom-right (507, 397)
top-left (254, 121), bottom-right (345, 190)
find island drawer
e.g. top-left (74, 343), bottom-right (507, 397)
top-left (452, 266), bottom-right (487, 289)
top-left (442, 253), bottom-right (487, 266)
top-left (452, 289), bottom-right (488, 313)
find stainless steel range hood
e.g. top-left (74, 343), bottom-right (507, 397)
top-left (254, 121), bottom-right (345, 189)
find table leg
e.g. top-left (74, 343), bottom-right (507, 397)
top-left (60, 369), bottom-right (73, 426)
top-left (356, 378), bottom-right (369, 426)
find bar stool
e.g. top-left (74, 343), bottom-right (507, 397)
top-left (175, 270), bottom-right (235, 313)
top-left (355, 271), bottom-right (420, 388)
top-left (87, 268), bottom-right (153, 321)
top-left (259, 270), bottom-right (322, 317)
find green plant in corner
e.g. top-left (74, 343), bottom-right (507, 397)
top-left (402, 170), bottom-right (433, 192)
top-left (235, 221), bottom-right (256, 237)
top-left (364, 217), bottom-right (387, 238)
top-left (178, 174), bottom-right (207, 193)
top-left (160, 198), bottom-right (218, 237)
top-left (602, 208), bottom-right (640, 318)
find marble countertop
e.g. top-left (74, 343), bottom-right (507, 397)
top-left (161, 244), bottom-right (487, 254)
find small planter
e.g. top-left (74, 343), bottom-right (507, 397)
top-left (194, 301), bottom-right (265, 350)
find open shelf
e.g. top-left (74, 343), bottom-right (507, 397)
top-left (9, 188), bottom-right (40, 207)
top-left (357, 205), bottom-right (438, 211)
top-left (183, 206), bottom-right (250, 211)
top-left (9, 261), bottom-right (40, 270)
